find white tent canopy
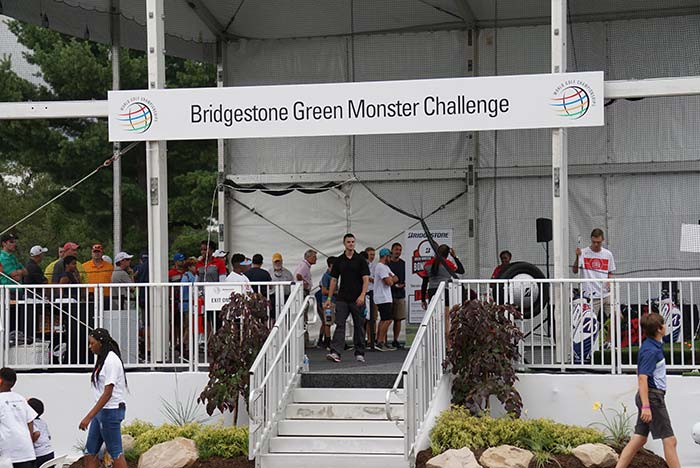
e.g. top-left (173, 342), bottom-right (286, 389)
top-left (3, 0), bottom-right (699, 61)
top-left (1, 0), bottom-right (699, 286)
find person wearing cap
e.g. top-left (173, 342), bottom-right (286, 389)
top-left (83, 244), bottom-right (114, 301)
top-left (0, 233), bottom-right (27, 285)
top-left (268, 253), bottom-right (294, 323)
top-left (196, 240), bottom-right (227, 282)
top-left (225, 254), bottom-right (253, 287)
top-left (110, 252), bottom-right (135, 308)
top-left (24, 245), bottom-right (49, 285)
top-left (50, 242), bottom-right (87, 284)
top-left (269, 253), bottom-right (294, 284)
top-left (169, 253), bottom-right (186, 283)
top-left (374, 248), bottom-right (398, 351)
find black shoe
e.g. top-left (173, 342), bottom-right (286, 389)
top-left (392, 341), bottom-right (405, 349)
top-left (344, 343), bottom-right (354, 351)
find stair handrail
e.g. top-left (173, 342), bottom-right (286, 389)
top-left (248, 283), bottom-right (317, 460)
top-left (385, 281), bottom-right (448, 461)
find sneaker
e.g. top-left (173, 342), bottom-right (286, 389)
top-left (344, 343), bottom-right (354, 351)
top-left (355, 355), bottom-right (366, 363)
top-left (326, 352), bottom-right (341, 363)
top-left (392, 341), bottom-right (406, 350)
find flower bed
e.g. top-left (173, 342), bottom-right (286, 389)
top-left (68, 421), bottom-right (253, 468)
top-left (421, 407), bottom-right (667, 468)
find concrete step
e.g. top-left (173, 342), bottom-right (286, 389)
top-left (269, 436), bottom-right (404, 454)
top-left (285, 402), bottom-right (404, 420)
top-left (259, 453), bottom-right (408, 468)
top-left (278, 419), bottom-right (404, 437)
top-left (301, 372), bottom-right (400, 388)
top-left (293, 387), bottom-right (404, 404)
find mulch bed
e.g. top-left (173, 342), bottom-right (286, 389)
top-left (68, 456), bottom-right (254, 468)
top-left (415, 447), bottom-right (668, 468)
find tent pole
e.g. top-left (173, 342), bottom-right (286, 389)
top-left (552, 0), bottom-right (569, 365)
top-left (111, 0), bottom-right (122, 255)
top-left (216, 39), bottom-right (229, 253)
top-left (146, 0), bottom-right (168, 361)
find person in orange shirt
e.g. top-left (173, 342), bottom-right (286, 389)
top-left (83, 244), bottom-right (114, 306)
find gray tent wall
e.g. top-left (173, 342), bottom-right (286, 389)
top-left (224, 14), bottom-right (700, 281)
top-left (477, 15), bottom-right (700, 279)
top-left (225, 30), bottom-right (476, 277)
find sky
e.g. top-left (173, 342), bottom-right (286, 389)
top-left (0, 14), bottom-right (44, 85)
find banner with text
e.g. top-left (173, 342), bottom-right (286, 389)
top-left (404, 229), bottom-right (453, 324)
top-left (204, 284), bottom-right (248, 311)
top-left (108, 72), bottom-right (604, 141)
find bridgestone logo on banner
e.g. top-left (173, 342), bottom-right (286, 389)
top-left (108, 72), bottom-right (604, 142)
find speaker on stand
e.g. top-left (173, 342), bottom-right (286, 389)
top-left (536, 218), bottom-right (552, 279)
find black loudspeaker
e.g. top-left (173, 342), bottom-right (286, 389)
top-left (536, 218), bottom-right (553, 243)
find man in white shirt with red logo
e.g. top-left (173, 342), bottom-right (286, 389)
top-left (572, 228), bottom-right (616, 340)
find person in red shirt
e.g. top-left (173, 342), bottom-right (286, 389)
top-left (168, 253), bottom-right (186, 283)
top-left (195, 241), bottom-right (227, 283)
top-left (491, 250), bottom-right (512, 279)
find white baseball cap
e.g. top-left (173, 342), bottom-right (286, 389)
top-left (212, 249), bottom-right (229, 258)
top-left (114, 251), bottom-right (134, 264)
top-left (29, 245), bottom-right (49, 256)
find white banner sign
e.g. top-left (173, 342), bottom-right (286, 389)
top-left (108, 72), bottom-right (604, 142)
top-left (404, 229), bottom-right (453, 324)
top-left (204, 284), bottom-right (248, 311)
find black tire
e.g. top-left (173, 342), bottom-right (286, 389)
top-left (492, 261), bottom-right (549, 319)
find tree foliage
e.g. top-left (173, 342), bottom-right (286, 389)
top-left (199, 293), bottom-right (270, 424)
top-left (0, 20), bottom-right (217, 260)
top-left (446, 300), bottom-right (524, 417)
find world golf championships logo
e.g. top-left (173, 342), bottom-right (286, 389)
top-left (551, 83), bottom-right (593, 120)
top-left (118, 97), bottom-right (157, 134)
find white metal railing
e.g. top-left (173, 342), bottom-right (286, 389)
top-left (248, 283), bottom-right (317, 460)
top-left (386, 281), bottom-right (448, 462)
top-left (0, 281), bottom-right (293, 371)
top-left (450, 277), bottom-right (700, 373)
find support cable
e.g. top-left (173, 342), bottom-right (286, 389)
top-left (0, 142), bottom-right (140, 236)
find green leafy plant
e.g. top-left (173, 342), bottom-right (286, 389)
top-left (132, 423), bottom-right (202, 456)
top-left (194, 425), bottom-right (249, 459)
top-left (72, 437), bottom-right (87, 454)
top-left (519, 426), bottom-right (561, 468)
top-left (445, 300), bottom-right (524, 416)
top-left (531, 451), bottom-right (561, 468)
top-left (430, 406), bottom-right (604, 455)
top-left (589, 401), bottom-right (635, 448)
top-left (122, 420), bottom-right (156, 438)
top-left (161, 375), bottom-right (209, 426)
top-left (199, 292), bottom-right (269, 424)
top-left (121, 422), bottom-right (249, 459)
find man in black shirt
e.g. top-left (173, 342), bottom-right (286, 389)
top-left (25, 245), bottom-right (48, 284)
top-left (244, 253), bottom-right (272, 296)
top-left (388, 242), bottom-right (407, 348)
top-left (325, 233), bottom-right (370, 363)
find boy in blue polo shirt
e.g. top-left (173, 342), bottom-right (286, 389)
top-left (616, 313), bottom-right (680, 468)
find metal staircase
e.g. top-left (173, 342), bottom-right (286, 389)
top-left (248, 282), bottom-right (450, 468)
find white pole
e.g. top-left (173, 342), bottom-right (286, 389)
top-left (216, 40), bottom-right (228, 252)
top-left (111, 0), bottom-right (122, 254)
top-left (146, 0), bottom-right (168, 361)
top-left (552, 0), bottom-right (569, 363)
